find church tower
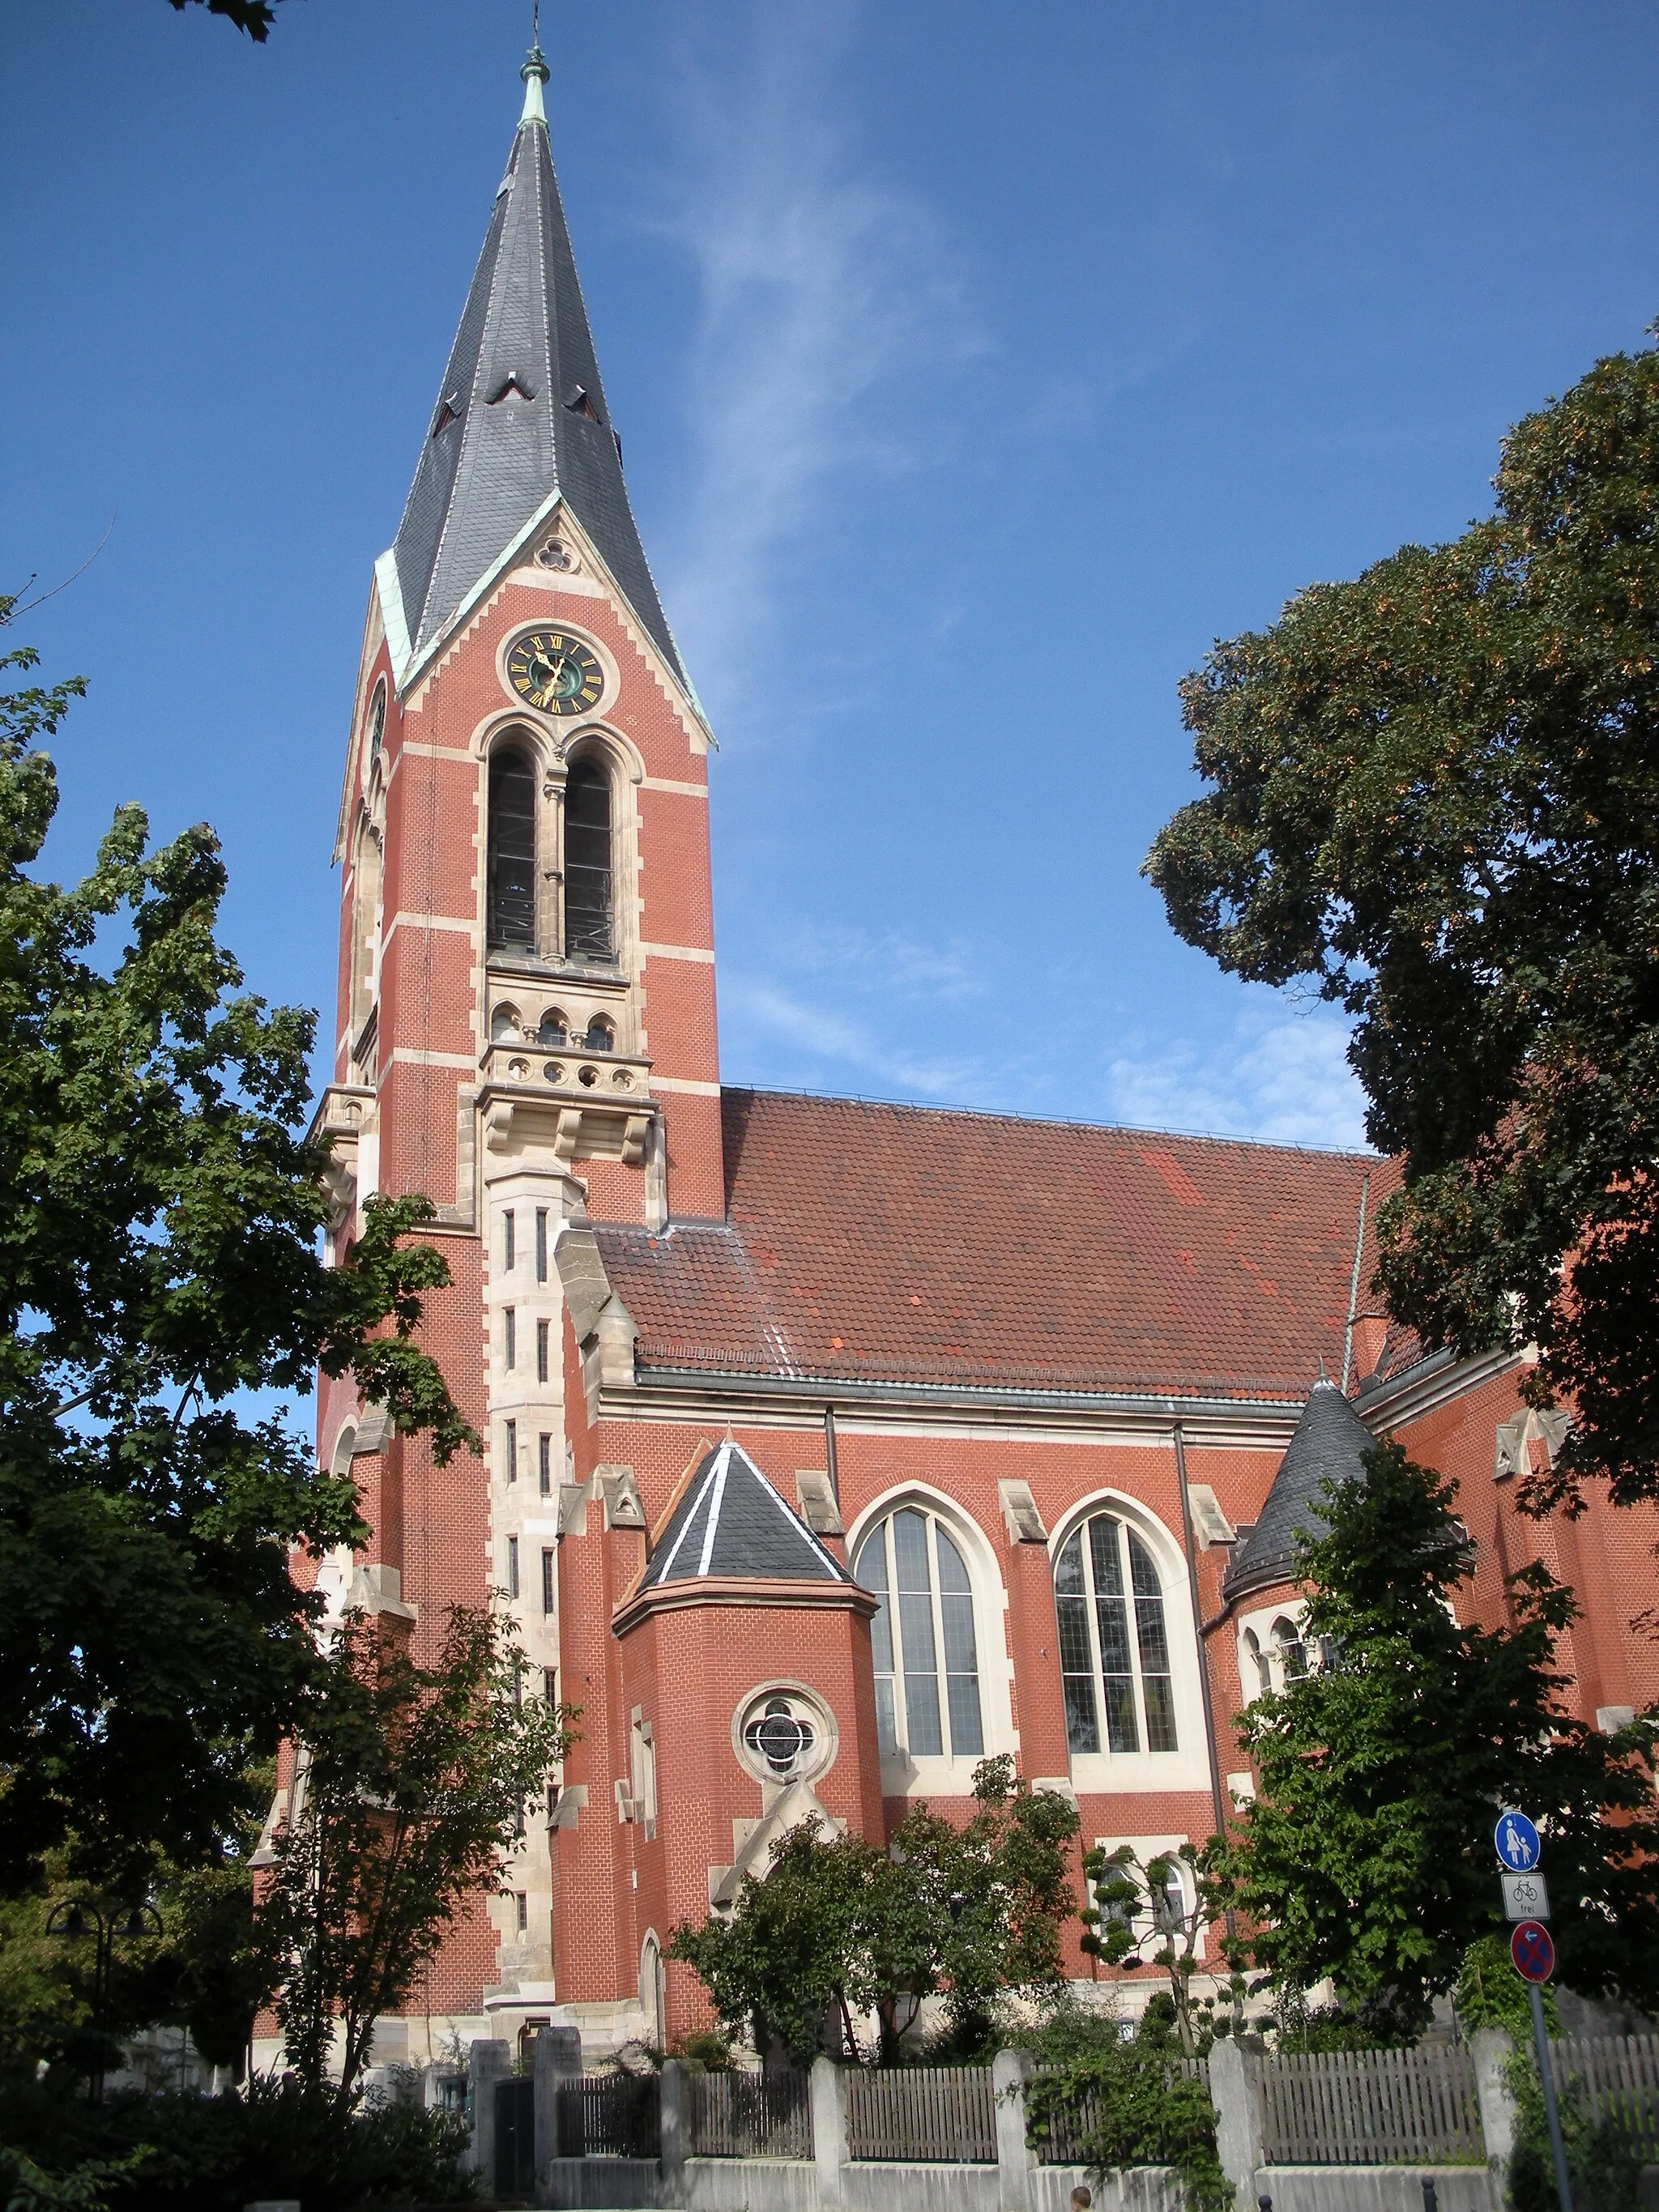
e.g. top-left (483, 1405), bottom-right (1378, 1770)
top-left (311, 40), bottom-right (724, 2047)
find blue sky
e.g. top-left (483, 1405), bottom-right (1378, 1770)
top-left (7, 0), bottom-right (1659, 1154)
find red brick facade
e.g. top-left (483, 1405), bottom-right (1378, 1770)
top-left (281, 70), bottom-right (1659, 2070)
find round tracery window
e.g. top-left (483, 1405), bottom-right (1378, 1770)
top-left (732, 1684), bottom-right (835, 1786)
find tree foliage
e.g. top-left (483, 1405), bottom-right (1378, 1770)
top-left (668, 1757), bottom-right (1078, 2063)
top-left (1079, 1843), bottom-right (1235, 2055)
top-left (261, 1605), bottom-right (571, 2106)
top-left (162, 0), bottom-right (293, 40)
top-left (1146, 331), bottom-right (1659, 1507)
top-left (1023, 2001), bottom-right (1232, 2212)
top-left (1214, 1443), bottom-right (1659, 2032)
top-left (0, 601), bottom-right (477, 1894)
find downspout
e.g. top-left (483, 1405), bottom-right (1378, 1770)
top-left (1173, 1421), bottom-right (1244, 2026)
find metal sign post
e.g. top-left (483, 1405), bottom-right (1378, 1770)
top-left (1499, 1813), bottom-right (1572, 2212)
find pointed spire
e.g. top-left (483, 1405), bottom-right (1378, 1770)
top-left (1223, 1379), bottom-right (1375, 1601)
top-left (382, 47), bottom-right (686, 687)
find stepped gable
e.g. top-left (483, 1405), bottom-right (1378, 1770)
top-left (1223, 1379), bottom-right (1377, 1600)
top-left (636, 1440), bottom-right (852, 1592)
top-left (594, 1089), bottom-right (1378, 1403)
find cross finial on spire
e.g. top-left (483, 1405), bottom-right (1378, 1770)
top-left (520, 4), bottom-right (549, 126)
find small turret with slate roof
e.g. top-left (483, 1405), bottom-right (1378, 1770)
top-left (1224, 1379), bottom-right (1378, 1602)
top-left (380, 40), bottom-right (685, 688)
top-left (636, 1441), bottom-right (855, 1592)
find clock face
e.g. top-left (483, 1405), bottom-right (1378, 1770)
top-left (505, 630), bottom-right (605, 717)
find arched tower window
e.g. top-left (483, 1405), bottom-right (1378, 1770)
top-left (853, 1506), bottom-right (983, 1761)
top-left (488, 747), bottom-right (537, 951)
top-left (1055, 1514), bottom-right (1178, 1756)
top-left (563, 756), bottom-right (613, 960)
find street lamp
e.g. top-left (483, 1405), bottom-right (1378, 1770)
top-left (45, 1896), bottom-right (163, 2102)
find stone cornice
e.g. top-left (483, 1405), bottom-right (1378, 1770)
top-left (612, 1573), bottom-right (879, 1640)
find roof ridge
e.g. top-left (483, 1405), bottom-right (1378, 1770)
top-left (722, 1084), bottom-right (1376, 1163)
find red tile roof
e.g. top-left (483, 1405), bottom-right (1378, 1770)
top-left (595, 1089), bottom-right (1381, 1403)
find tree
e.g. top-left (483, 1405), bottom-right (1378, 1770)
top-left (1079, 1843), bottom-right (1235, 2056)
top-left (0, 599), bottom-right (478, 1895)
top-left (1145, 330), bottom-right (1659, 1511)
top-left (259, 1605), bottom-right (571, 2105)
top-left (669, 1757), bottom-right (1079, 2064)
top-left (1214, 1443), bottom-right (1659, 2033)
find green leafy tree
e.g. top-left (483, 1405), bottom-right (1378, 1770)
top-left (0, 600), bottom-right (478, 1896)
top-left (260, 1605), bottom-right (572, 2106)
top-left (1145, 329), bottom-right (1659, 1510)
top-left (1214, 1443), bottom-right (1659, 2034)
top-left (669, 1757), bottom-right (1079, 2064)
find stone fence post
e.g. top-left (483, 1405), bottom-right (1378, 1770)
top-left (994, 2048), bottom-right (1038, 2212)
top-left (660, 2057), bottom-right (689, 2205)
top-left (811, 2055), bottom-right (850, 2210)
top-left (1469, 2027), bottom-right (1517, 2208)
top-left (1207, 2035), bottom-right (1266, 2212)
top-left (466, 2036), bottom-right (511, 2183)
top-left (533, 2024), bottom-right (583, 2197)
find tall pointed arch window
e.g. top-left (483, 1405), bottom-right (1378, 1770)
top-left (853, 1507), bottom-right (983, 1761)
top-left (563, 757), bottom-right (613, 960)
top-left (1055, 1515), bottom-right (1178, 1756)
top-left (488, 746), bottom-right (537, 951)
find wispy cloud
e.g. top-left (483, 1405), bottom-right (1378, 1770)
top-left (1104, 993), bottom-right (1370, 1151)
top-left (651, 1), bottom-right (976, 699)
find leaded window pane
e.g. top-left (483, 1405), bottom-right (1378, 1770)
top-left (1061, 1513), bottom-right (1179, 1760)
top-left (564, 759), bottom-right (613, 958)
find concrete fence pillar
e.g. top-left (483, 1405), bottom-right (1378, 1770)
top-left (1208, 2035), bottom-right (1267, 2212)
top-left (811, 2055), bottom-right (850, 2210)
top-left (533, 2024), bottom-right (584, 2196)
top-left (1469, 2027), bottom-right (1517, 2210)
top-left (660, 2058), bottom-right (689, 2205)
top-left (466, 2036), bottom-right (511, 2182)
top-left (994, 2047), bottom-right (1038, 2212)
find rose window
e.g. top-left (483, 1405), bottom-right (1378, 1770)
top-left (743, 1696), bottom-right (815, 1777)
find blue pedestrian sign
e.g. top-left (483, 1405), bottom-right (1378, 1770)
top-left (1495, 1810), bottom-right (1542, 1872)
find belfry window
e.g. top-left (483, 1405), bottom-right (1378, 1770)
top-left (488, 747), bottom-right (537, 950)
top-left (1055, 1515), bottom-right (1178, 1756)
top-left (564, 757), bottom-right (613, 960)
top-left (853, 1507), bottom-right (983, 1762)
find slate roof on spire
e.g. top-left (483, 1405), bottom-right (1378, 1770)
top-left (637, 1442), bottom-right (852, 1591)
top-left (386, 54), bottom-right (685, 684)
top-left (1224, 1379), bottom-right (1377, 1600)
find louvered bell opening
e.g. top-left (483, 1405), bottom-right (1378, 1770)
top-left (488, 749), bottom-right (538, 951)
top-left (564, 758), bottom-right (613, 960)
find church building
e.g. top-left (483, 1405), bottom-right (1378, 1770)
top-left (299, 45), bottom-right (1659, 2065)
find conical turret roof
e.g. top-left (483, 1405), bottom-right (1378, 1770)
top-left (383, 46), bottom-right (684, 686)
top-left (1225, 1379), bottom-right (1376, 1600)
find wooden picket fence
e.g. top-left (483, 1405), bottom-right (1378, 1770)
top-left (1549, 2035), bottom-right (1659, 2159)
top-left (845, 2064), bottom-right (998, 2162)
top-left (555, 2072), bottom-right (660, 2159)
top-left (688, 2067), bottom-right (814, 2159)
top-left (1260, 2045), bottom-right (1483, 2165)
top-left (1033, 2057), bottom-right (1210, 2167)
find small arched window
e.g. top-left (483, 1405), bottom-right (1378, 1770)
top-left (537, 1009), bottom-right (568, 1046)
top-left (582, 1016), bottom-right (614, 1051)
top-left (1273, 1617), bottom-right (1308, 1684)
top-left (853, 1507), bottom-right (983, 1762)
top-left (1055, 1515), bottom-right (1178, 1756)
top-left (564, 757), bottom-right (613, 960)
top-left (492, 1004), bottom-right (522, 1041)
top-left (488, 748), bottom-right (537, 951)
top-left (1243, 1626), bottom-right (1273, 1699)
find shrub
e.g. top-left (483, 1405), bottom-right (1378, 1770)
top-left (1024, 2002), bottom-right (1231, 2212)
top-left (0, 2072), bottom-right (474, 2211)
top-left (1507, 2055), bottom-right (1642, 2212)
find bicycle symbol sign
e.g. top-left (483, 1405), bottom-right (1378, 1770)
top-left (1511, 1920), bottom-right (1555, 1984)
top-left (1495, 1810), bottom-right (1542, 1871)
